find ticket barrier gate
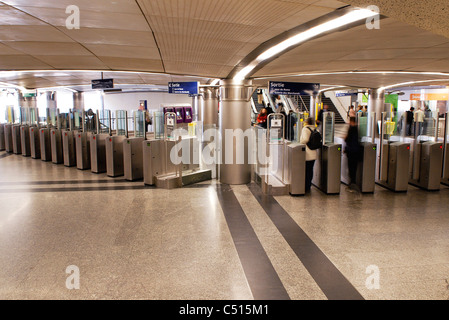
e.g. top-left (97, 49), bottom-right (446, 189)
top-left (12, 124), bottom-right (22, 155)
top-left (123, 110), bottom-right (146, 181)
top-left (313, 112), bottom-right (342, 195)
top-left (90, 110), bottom-right (111, 174)
top-left (4, 124), bottom-right (13, 153)
top-left (30, 126), bottom-right (41, 159)
top-left (76, 132), bottom-right (91, 170)
top-left (0, 124), bottom-right (5, 151)
top-left (51, 128), bottom-right (63, 164)
top-left (40, 128), bottom-right (52, 161)
top-left (441, 113), bottom-right (449, 187)
top-left (143, 112), bottom-right (211, 189)
top-left (20, 125), bottom-right (31, 157)
top-left (409, 140), bottom-right (443, 191)
top-left (106, 110), bottom-right (128, 177)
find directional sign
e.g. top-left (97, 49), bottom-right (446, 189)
top-left (92, 79), bottom-right (114, 90)
top-left (269, 81), bottom-right (320, 96)
top-left (168, 82), bottom-right (199, 95)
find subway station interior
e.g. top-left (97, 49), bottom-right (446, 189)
top-left (1, 0), bottom-right (449, 301)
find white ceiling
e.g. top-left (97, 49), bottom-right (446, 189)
top-left (1, 0), bottom-right (449, 90)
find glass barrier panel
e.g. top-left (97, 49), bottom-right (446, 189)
top-left (153, 111), bottom-right (165, 140)
top-left (98, 109), bottom-right (111, 134)
top-left (323, 111), bottom-right (335, 145)
top-left (133, 110), bottom-right (146, 138)
top-left (116, 110), bottom-right (128, 137)
top-left (29, 108), bottom-right (38, 126)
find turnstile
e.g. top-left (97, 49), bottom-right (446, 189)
top-left (0, 124), bottom-right (5, 151)
top-left (340, 141), bottom-right (377, 193)
top-left (20, 125), bottom-right (31, 157)
top-left (409, 141), bottom-right (443, 191)
top-left (75, 132), bottom-right (91, 170)
top-left (313, 144), bottom-right (342, 194)
top-left (376, 142), bottom-right (410, 192)
top-left (50, 129), bottom-right (63, 164)
top-left (286, 143), bottom-right (306, 195)
top-left (12, 124), bottom-right (22, 155)
top-left (105, 135), bottom-right (127, 177)
top-left (123, 137), bottom-right (145, 181)
top-left (4, 124), bottom-right (13, 153)
top-left (90, 134), bottom-right (109, 174)
top-left (29, 126), bottom-right (41, 159)
top-left (40, 128), bottom-right (52, 161)
top-left (143, 139), bottom-right (177, 186)
top-left (62, 130), bottom-right (77, 167)
top-left (443, 142), bottom-right (449, 186)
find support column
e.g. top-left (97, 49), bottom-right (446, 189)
top-left (201, 87), bottom-right (219, 127)
top-left (368, 88), bottom-right (385, 138)
top-left (73, 92), bottom-right (84, 111)
top-left (219, 78), bottom-right (253, 185)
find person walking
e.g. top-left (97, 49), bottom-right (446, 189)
top-left (345, 117), bottom-right (362, 192)
top-left (414, 107), bottom-right (424, 136)
top-left (300, 117), bottom-right (319, 193)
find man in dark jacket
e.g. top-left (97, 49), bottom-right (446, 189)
top-left (345, 117), bottom-right (362, 192)
top-left (406, 107), bottom-right (415, 136)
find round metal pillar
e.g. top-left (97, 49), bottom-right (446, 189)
top-left (219, 78), bottom-right (253, 185)
top-left (368, 88), bottom-right (385, 137)
top-left (201, 87), bottom-right (219, 127)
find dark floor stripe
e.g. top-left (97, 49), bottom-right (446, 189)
top-left (0, 152), bottom-right (12, 160)
top-left (0, 179), bottom-right (128, 186)
top-left (0, 185), bottom-right (152, 193)
top-left (248, 183), bottom-right (364, 301)
top-left (215, 184), bottom-right (290, 300)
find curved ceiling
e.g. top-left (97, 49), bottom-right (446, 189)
top-left (0, 0), bottom-right (449, 90)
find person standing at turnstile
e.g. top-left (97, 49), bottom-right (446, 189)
top-left (414, 107), bottom-right (424, 136)
top-left (300, 117), bottom-right (320, 193)
top-left (344, 117), bottom-right (362, 192)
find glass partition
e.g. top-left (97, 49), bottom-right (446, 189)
top-left (29, 108), bottom-right (39, 126)
top-left (116, 110), bottom-right (128, 137)
top-left (20, 107), bottom-right (30, 125)
top-left (84, 109), bottom-right (97, 133)
top-left (71, 110), bottom-right (82, 131)
top-left (6, 106), bottom-right (15, 124)
top-left (97, 109), bottom-right (111, 135)
top-left (46, 108), bottom-right (58, 128)
top-left (416, 111), bottom-right (438, 142)
top-left (285, 112), bottom-right (305, 143)
top-left (357, 112), bottom-right (376, 143)
top-left (133, 110), bottom-right (146, 138)
top-left (267, 113), bottom-right (285, 144)
top-left (153, 111), bottom-right (165, 140)
top-left (164, 112), bottom-right (177, 141)
top-left (323, 111), bottom-right (335, 145)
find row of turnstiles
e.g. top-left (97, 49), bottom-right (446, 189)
top-left (257, 110), bottom-right (449, 195)
top-left (0, 107), bottom-right (208, 189)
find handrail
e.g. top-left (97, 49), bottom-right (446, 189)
top-left (250, 97), bottom-right (258, 115)
top-left (298, 95), bottom-right (309, 113)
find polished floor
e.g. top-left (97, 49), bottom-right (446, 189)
top-left (0, 150), bottom-right (449, 300)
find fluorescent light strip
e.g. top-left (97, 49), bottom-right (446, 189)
top-left (234, 8), bottom-right (379, 81)
top-left (379, 79), bottom-right (449, 91)
top-left (255, 71), bottom-right (449, 80)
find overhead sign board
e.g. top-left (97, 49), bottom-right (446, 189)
top-left (92, 79), bottom-right (114, 90)
top-left (269, 81), bottom-right (320, 96)
top-left (168, 82), bottom-right (199, 95)
top-left (336, 90), bottom-right (358, 97)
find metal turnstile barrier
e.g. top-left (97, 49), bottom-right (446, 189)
top-left (20, 125), bottom-right (31, 157)
top-left (30, 126), bottom-right (41, 159)
top-left (50, 129), bottom-right (63, 164)
top-left (12, 124), bottom-right (22, 155)
top-left (0, 124), bottom-right (5, 151)
top-left (75, 132), bottom-right (91, 170)
top-left (4, 124), bottom-right (13, 153)
top-left (409, 141), bottom-right (443, 191)
top-left (377, 141), bottom-right (410, 192)
top-left (124, 137), bottom-right (145, 181)
top-left (40, 128), bottom-right (52, 161)
top-left (90, 134), bottom-right (109, 173)
top-left (62, 130), bottom-right (77, 167)
top-left (106, 135), bottom-right (126, 177)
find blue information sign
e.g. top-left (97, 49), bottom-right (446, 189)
top-left (168, 82), bottom-right (199, 95)
top-left (269, 81), bottom-right (320, 96)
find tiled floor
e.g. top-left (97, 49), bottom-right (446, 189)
top-left (0, 150), bottom-right (449, 300)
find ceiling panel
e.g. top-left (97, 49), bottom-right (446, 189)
top-left (32, 55), bottom-right (108, 70)
top-left (5, 41), bottom-right (91, 56)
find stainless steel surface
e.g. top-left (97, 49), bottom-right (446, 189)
top-left (11, 125), bottom-right (22, 155)
top-left (75, 132), bottom-right (91, 170)
top-left (313, 144), bottom-right (342, 195)
top-left (143, 139), bottom-right (179, 186)
top-left (339, 138), bottom-right (376, 193)
top-left (0, 124), bottom-right (5, 151)
top-left (377, 142), bottom-right (410, 192)
top-left (29, 127), bottom-right (41, 159)
top-left (4, 124), bottom-right (13, 153)
top-left (287, 143), bottom-right (306, 196)
top-left (90, 134), bottom-right (109, 174)
top-left (50, 129), bottom-right (63, 164)
top-left (219, 78), bottom-right (253, 185)
top-left (409, 141), bottom-right (443, 191)
top-left (20, 125), bottom-right (31, 157)
top-left (105, 135), bottom-right (126, 177)
top-left (39, 128), bottom-right (52, 162)
top-left (62, 130), bottom-right (77, 167)
top-left (201, 87), bottom-right (219, 126)
top-left (442, 143), bottom-right (449, 186)
top-left (123, 137), bottom-right (145, 181)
